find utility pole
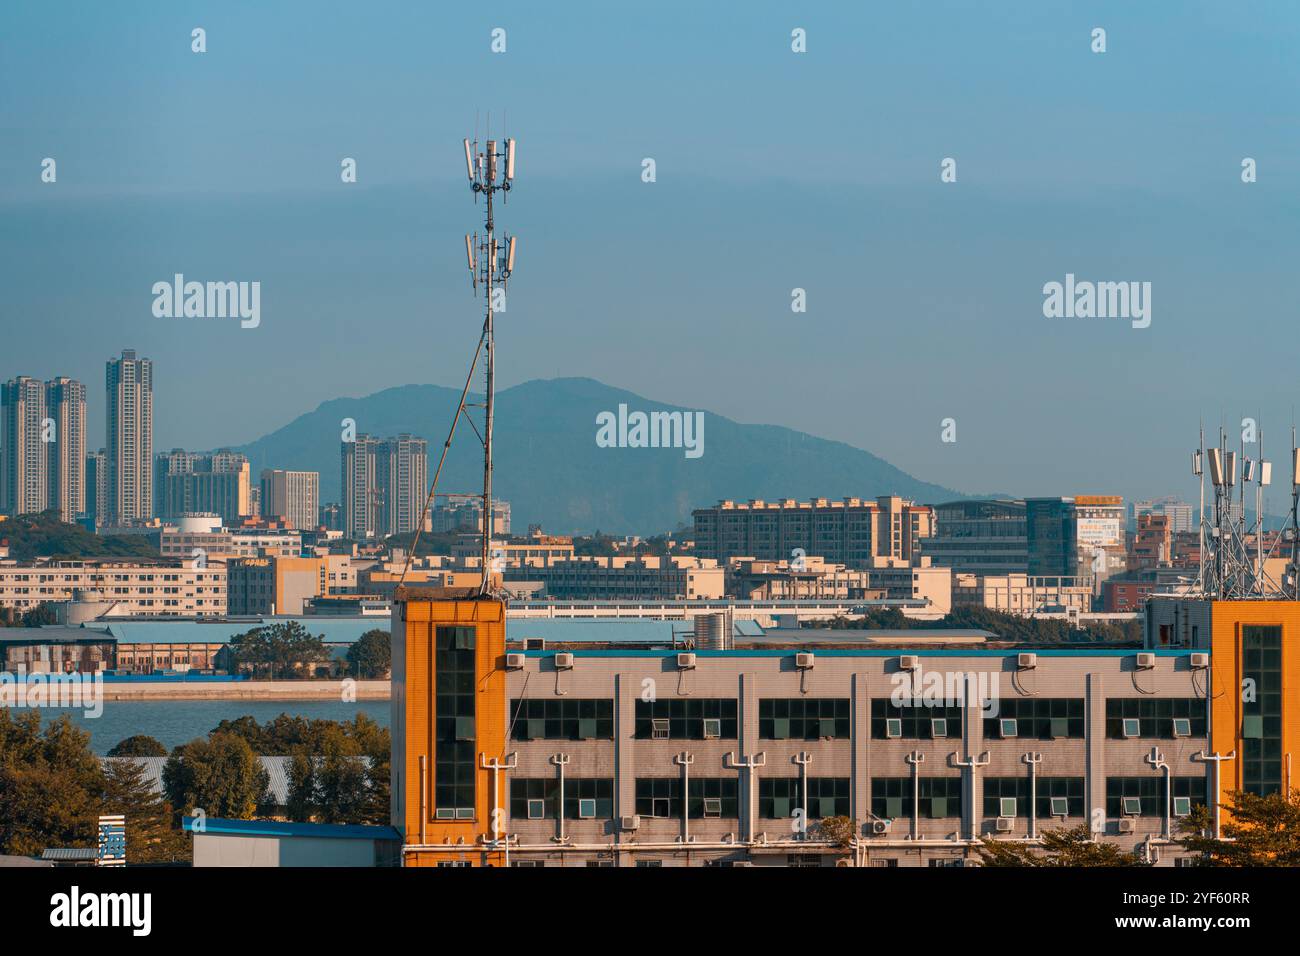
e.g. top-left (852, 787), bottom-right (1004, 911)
top-left (462, 133), bottom-right (518, 595)
top-left (1192, 749), bottom-right (1236, 840)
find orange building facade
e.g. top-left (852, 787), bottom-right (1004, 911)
top-left (391, 587), bottom-right (509, 866)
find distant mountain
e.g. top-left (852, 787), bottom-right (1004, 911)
top-left (230, 377), bottom-right (965, 534)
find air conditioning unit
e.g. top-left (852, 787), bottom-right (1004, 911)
top-left (733, 860), bottom-right (755, 867)
top-left (619, 815), bottom-right (640, 832)
top-left (1135, 652), bottom-right (1156, 670)
top-left (871, 819), bottom-right (892, 835)
top-left (1117, 818), bottom-right (1136, 833)
top-left (899, 655), bottom-right (920, 671)
top-left (677, 652), bottom-right (697, 669)
top-left (995, 817), bottom-right (1014, 832)
top-left (795, 652), bottom-right (815, 669)
top-left (1189, 653), bottom-right (1210, 669)
top-left (1017, 653), bottom-right (1037, 669)
top-left (554, 652), bottom-right (575, 670)
top-left (505, 652), bottom-right (525, 670)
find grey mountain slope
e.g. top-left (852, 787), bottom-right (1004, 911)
top-left (230, 377), bottom-right (965, 534)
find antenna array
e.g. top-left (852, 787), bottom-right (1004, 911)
top-left (463, 134), bottom-right (518, 594)
top-left (1192, 424), bottom-right (1299, 599)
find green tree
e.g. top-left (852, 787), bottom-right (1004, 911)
top-left (208, 715), bottom-right (272, 752)
top-left (346, 629), bottom-right (391, 678)
top-left (226, 621), bottom-right (331, 679)
top-left (102, 758), bottom-right (190, 863)
top-left (162, 733), bottom-right (270, 820)
top-left (0, 713), bottom-right (102, 856)
top-left (0, 510), bottom-right (160, 561)
top-left (107, 735), bottom-right (167, 757)
top-left (1178, 790), bottom-right (1300, 865)
top-left (285, 750), bottom-right (318, 822)
top-left (20, 602), bottom-right (59, 627)
top-left (976, 824), bottom-right (1150, 866)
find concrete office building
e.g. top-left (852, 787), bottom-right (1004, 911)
top-left (226, 554), bottom-right (355, 616)
top-left (105, 350), bottom-right (153, 522)
top-left (159, 522), bottom-right (302, 562)
top-left (863, 557), bottom-right (952, 617)
top-left (156, 450), bottom-right (251, 526)
top-left (260, 469), bottom-right (320, 531)
top-left (1131, 513), bottom-right (1172, 570)
top-left (1145, 597), bottom-right (1300, 806)
top-left (391, 589), bottom-right (1211, 867)
top-left (0, 559), bottom-right (225, 617)
top-left (727, 556), bottom-right (879, 601)
top-left (505, 555), bottom-right (726, 602)
top-left (451, 530), bottom-right (576, 568)
top-left (431, 493), bottom-right (511, 535)
top-left (693, 496), bottom-right (934, 570)
top-left (1131, 497), bottom-right (1195, 536)
top-left (1026, 496), bottom-right (1126, 591)
top-left (953, 573), bottom-right (1092, 616)
top-left (923, 500), bottom-right (1027, 576)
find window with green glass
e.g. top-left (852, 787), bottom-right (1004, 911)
top-left (870, 698), bottom-right (964, 739)
top-left (1105, 697), bottom-right (1206, 739)
top-left (509, 698), bottom-right (614, 740)
top-left (759, 699), bottom-right (850, 740)
top-left (758, 777), bottom-right (850, 818)
top-left (434, 625), bottom-right (476, 817)
top-left (983, 698), bottom-right (1084, 739)
top-left (634, 699), bottom-right (738, 739)
top-left (1242, 625), bottom-right (1282, 796)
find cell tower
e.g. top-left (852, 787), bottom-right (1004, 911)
top-left (1192, 424), bottom-right (1297, 599)
top-left (395, 131), bottom-right (517, 595)
top-left (463, 133), bottom-right (517, 594)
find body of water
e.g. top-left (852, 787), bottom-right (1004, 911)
top-left (27, 699), bottom-right (392, 754)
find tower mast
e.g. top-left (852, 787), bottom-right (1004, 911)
top-left (463, 134), bottom-right (517, 594)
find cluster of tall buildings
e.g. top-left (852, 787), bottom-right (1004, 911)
top-left (0, 375), bottom-right (87, 521)
top-left (341, 434), bottom-right (429, 539)
top-left (2, 351), bottom-right (328, 534)
top-left (1, 351), bottom-right (151, 526)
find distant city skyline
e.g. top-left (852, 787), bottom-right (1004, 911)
top-left (3, 3), bottom-right (1299, 508)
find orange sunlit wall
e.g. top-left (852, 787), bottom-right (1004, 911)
top-left (1208, 600), bottom-right (1300, 805)
top-left (392, 590), bottom-right (507, 867)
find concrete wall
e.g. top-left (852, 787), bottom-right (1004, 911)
top-left (497, 649), bottom-right (1206, 866)
top-left (193, 833), bottom-right (383, 867)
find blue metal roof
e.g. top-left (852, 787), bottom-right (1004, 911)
top-left (507, 618), bottom-right (692, 643)
top-left (98, 616), bottom-right (386, 645)
top-left (182, 816), bottom-right (400, 841)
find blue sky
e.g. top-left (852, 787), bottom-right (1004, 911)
top-left (2, 1), bottom-right (1298, 508)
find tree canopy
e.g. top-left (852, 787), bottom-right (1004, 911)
top-left (346, 629), bottom-right (392, 678)
top-left (976, 824), bottom-right (1150, 866)
top-left (224, 621), bottom-right (331, 678)
top-left (107, 734), bottom-right (168, 757)
top-left (1178, 789), bottom-right (1300, 865)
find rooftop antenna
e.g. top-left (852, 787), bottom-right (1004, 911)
top-left (1289, 425), bottom-right (1300, 597)
top-left (395, 131), bottom-right (518, 593)
top-left (463, 131), bottom-right (517, 594)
